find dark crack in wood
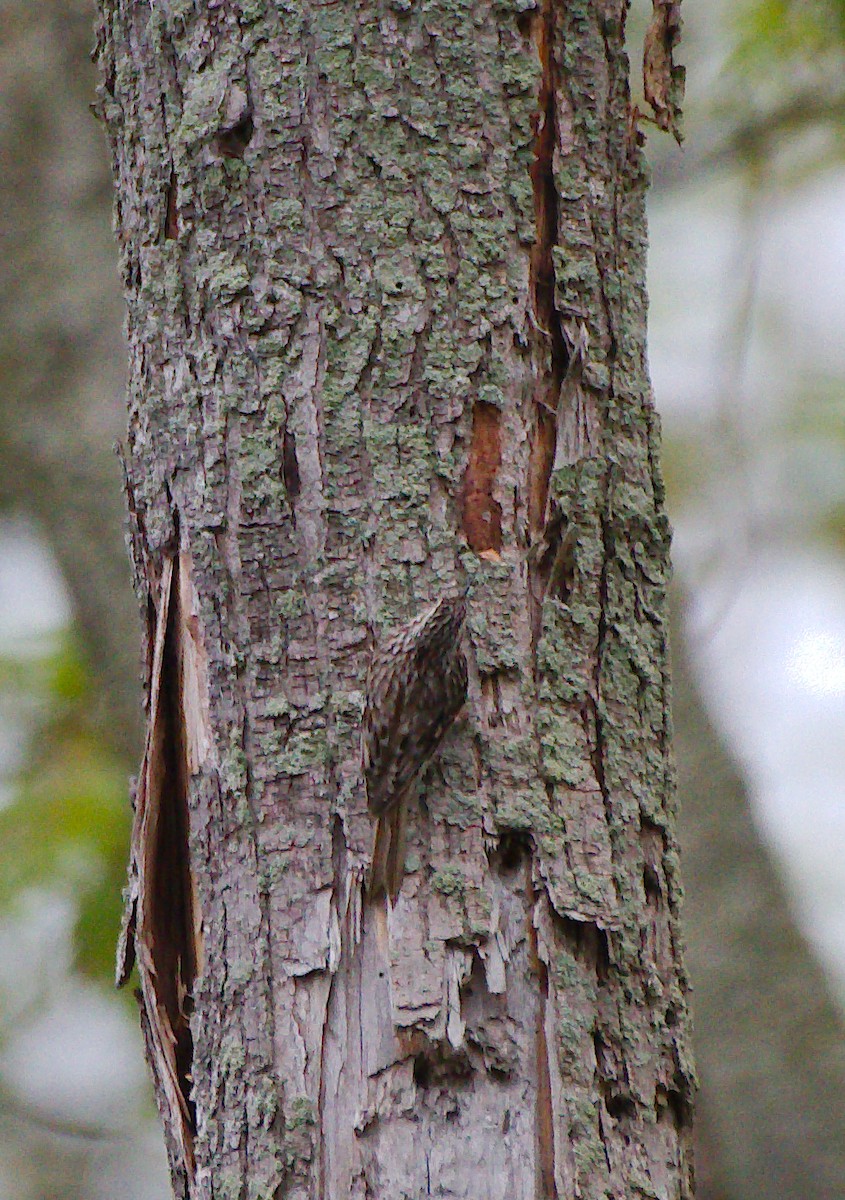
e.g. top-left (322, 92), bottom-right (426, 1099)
top-left (117, 552), bottom-right (209, 1189)
top-left (525, 0), bottom-right (570, 541)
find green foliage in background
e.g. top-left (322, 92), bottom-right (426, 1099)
top-left (735, 0), bottom-right (845, 63)
top-left (0, 636), bottom-right (130, 982)
top-left (671, 0), bottom-right (845, 179)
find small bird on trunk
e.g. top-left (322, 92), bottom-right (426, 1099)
top-left (362, 592), bottom-right (469, 901)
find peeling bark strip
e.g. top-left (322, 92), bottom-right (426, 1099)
top-left (117, 553), bottom-right (209, 1189)
top-left (525, 0), bottom-right (568, 538)
top-left (97, 1), bottom-right (694, 1198)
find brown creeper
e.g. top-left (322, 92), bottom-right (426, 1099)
top-left (363, 592), bottom-right (469, 900)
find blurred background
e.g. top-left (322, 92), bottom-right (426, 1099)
top-left (2, 1), bottom-right (844, 1196)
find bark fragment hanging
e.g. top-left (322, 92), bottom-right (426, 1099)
top-left (117, 553), bottom-right (209, 1185)
top-left (643, 1), bottom-right (685, 143)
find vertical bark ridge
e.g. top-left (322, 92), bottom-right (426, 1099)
top-left (525, 0), bottom-right (569, 540)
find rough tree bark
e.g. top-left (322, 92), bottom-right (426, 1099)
top-left (95, 1), bottom-right (693, 1198)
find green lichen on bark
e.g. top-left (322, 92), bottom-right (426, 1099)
top-left (96, 0), bottom-right (692, 1195)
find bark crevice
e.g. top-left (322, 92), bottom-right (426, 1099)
top-left (526, 0), bottom-right (570, 540)
top-left (117, 549), bottom-right (210, 1189)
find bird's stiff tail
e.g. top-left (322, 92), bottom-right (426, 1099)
top-left (367, 803), bottom-right (409, 902)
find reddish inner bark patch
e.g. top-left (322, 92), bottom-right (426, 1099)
top-left (460, 402), bottom-right (503, 554)
top-left (529, 917), bottom-right (559, 1200)
top-left (524, 0), bottom-right (569, 534)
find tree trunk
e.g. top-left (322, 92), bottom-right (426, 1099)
top-left (95, 1), bottom-right (694, 1198)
